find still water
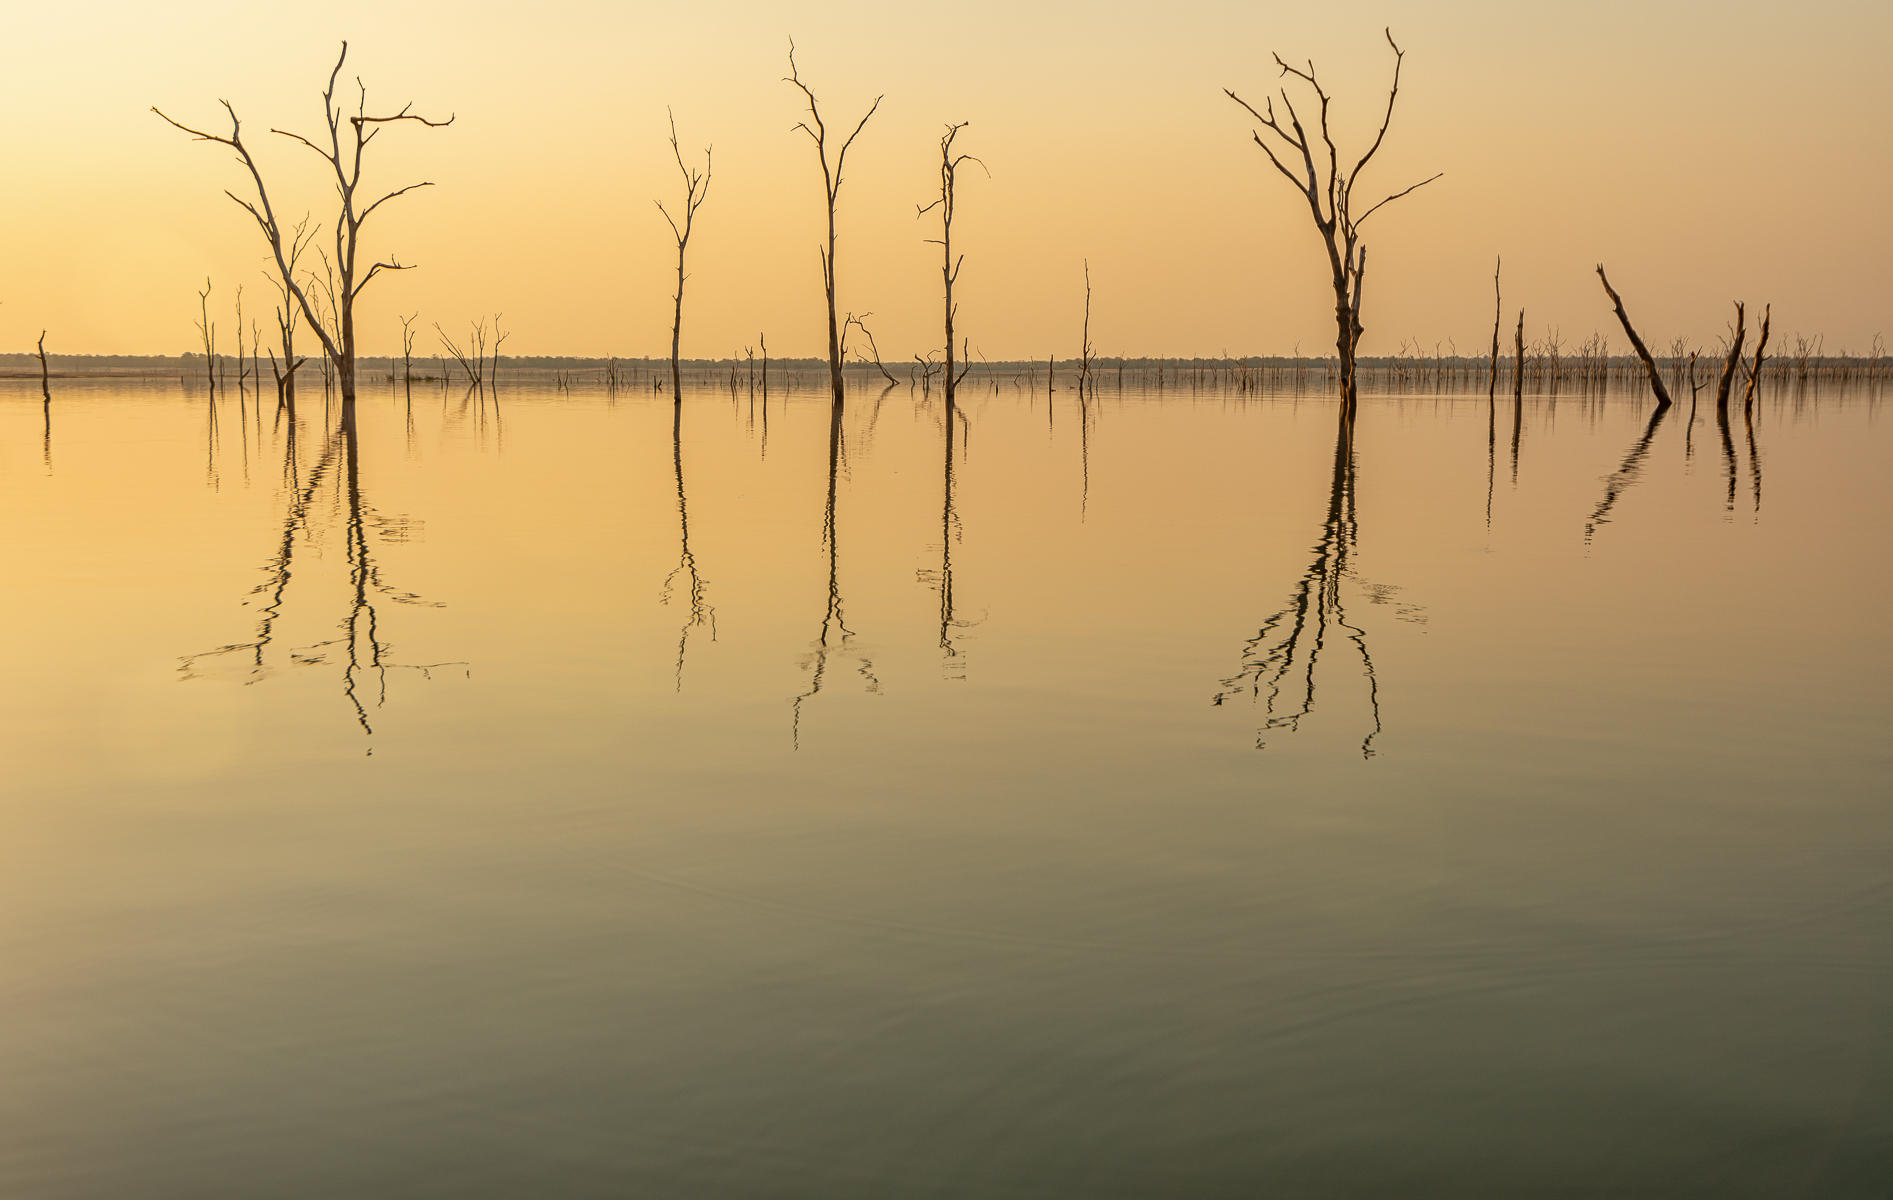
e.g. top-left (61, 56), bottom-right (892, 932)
top-left (2, 374), bottom-right (1890, 1196)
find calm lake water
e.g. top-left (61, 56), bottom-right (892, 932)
top-left (3, 372), bottom-right (1890, 1196)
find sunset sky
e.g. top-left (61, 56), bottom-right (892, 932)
top-left (4, 0), bottom-right (1889, 360)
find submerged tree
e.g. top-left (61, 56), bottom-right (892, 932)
top-left (37, 330), bottom-right (52, 468)
top-left (917, 121), bottom-right (983, 404)
top-left (784, 38), bottom-right (882, 406)
top-left (154, 41), bottom-right (453, 408)
top-left (1595, 265), bottom-right (1672, 410)
top-left (656, 107), bottom-right (712, 403)
top-left (195, 278), bottom-right (218, 395)
top-left (1224, 28), bottom-right (1441, 416)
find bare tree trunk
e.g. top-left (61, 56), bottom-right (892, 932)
top-left (1080, 261), bottom-right (1095, 394)
top-left (1715, 302), bottom-right (1747, 418)
top-left (490, 316), bottom-right (508, 394)
top-left (1595, 265), bottom-right (1672, 409)
top-left (1742, 303), bottom-right (1771, 417)
top-left (659, 108), bottom-right (712, 404)
top-left (197, 278), bottom-right (218, 396)
top-left (1226, 30), bottom-right (1439, 419)
top-left (785, 41), bottom-right (881, 408)
top-left (1513, 309), bottom-right (1525, 403)
top-left (1487, 256), bottom-right (1501, 401)
top-left (155, 43), bottom-right (452, 413)
top-left (235, 286), bottom-right (248, 397)
top-left (921, 122), bottom-right (980, 405)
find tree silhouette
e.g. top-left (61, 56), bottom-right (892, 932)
top-left (784, 39), bottom-right (882, 407)
top-left (155, 41), bottom-right (452, 408)
top-left (1225, 29), bottom-right (1440, 416)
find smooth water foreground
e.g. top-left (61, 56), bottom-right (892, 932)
top-left (3, 375), bottom-right (1890, 1196)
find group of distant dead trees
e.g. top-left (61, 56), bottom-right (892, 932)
top-left (130, 33), bottom-right (1880, 424)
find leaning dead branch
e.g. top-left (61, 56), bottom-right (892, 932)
top-left (784, 38), bottom-right (883, 406)
top-left (656, 107), bottom-right (712, 403)
top-left (1595, 265), bottom-right (1672, 409)
top-left (435, 318), bottom-right (487, 388)
top-left (1225, 28), bottom-right (1441, 414)
top-left (843, 312), bottom-right (900, 385)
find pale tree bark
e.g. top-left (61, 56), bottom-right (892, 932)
top-left (784, 39), bottom-right (882, 407)
top-left (1225, 29), bottom-right (1440, 418)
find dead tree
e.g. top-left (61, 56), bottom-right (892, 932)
top-left (260, 215), bottom-right (316, 414)
top-left (1487, 256), bottom-right (1502, 400)
top-left (1513, 309), bottom-right (1525, 402)
top-left (843, 313), bottom-right (900, 385)
top-left (154, 41), bottom-right (452, 408)
top-left (234, 286), bottom-right (248, 396)
top-left (656, 107), bottom-right (712, 403)
top-left (1079, 261), bottom-right (1096, 394)
top-left (436, 319), bottom-right (487, 389)
top-left (195, 278), bottom-right (218, 395)
top-left (1742, 304), bottom-right (1771, 417)
top-left (36, 330), bottom-right (51, 401)
top-left (1225, 28), bottom-right (1441, 415)
top-left (1715, 302), bottom-right (1748, 417)
top-left (1595, 266), bottom-right (1672, 409)
top-left (398, 312), bottom-right (418, 387)
top-left (784, 38), bottom-right (882, 406)
top-left (489, 315), bottom-right (508, 393)
top-left (917, 121), bottom-right (984, 403)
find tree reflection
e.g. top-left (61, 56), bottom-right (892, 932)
top-left (1583, 401), bottom-right (1671, 541)
top-left (792, 398), bottom-right (880, 746)
top-left (661, 401), bottom-right (715, 688)
top-left (916, 393), bottom-right (978, 677)
top-left (1214, 407), bottom-right (1387, 757)
top-left (180, 405), bottom-right (464, 743)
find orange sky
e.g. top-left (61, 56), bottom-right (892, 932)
top-left (3, 0), bottom-right (1890, 360)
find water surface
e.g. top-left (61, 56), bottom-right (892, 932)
top-left (2, 374), bottom-right (1889, 1196)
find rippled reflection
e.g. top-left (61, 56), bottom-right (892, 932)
top-left (1214, 406), bottom-right (1387, 757)
top-left (792, 397), bottom-right (880, 746)
top-left (662, 400), bottom-right (715, 689)
top-left (1584, 401), bottom-right (1671, 542)
top-left (180, 404), bottom-right (465, 744)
